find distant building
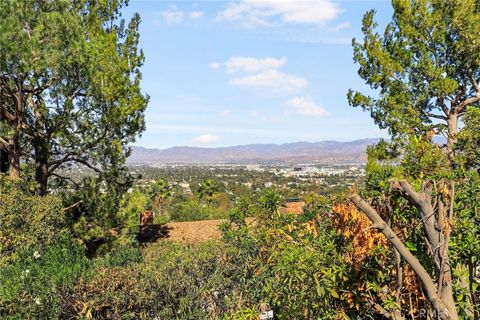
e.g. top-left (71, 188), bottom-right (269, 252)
top-left (247, 164), bottom-right (263, 172)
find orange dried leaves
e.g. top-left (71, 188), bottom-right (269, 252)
top-left (332, 203), bottom-right (388, 268)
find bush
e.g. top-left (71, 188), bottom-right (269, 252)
top-left (94, 243), bottom-right (144, 268)
top-left (62, 241), bottom-right (253, 319)
top-left (0, 237), bottom-right (88, 319)
top-left (221, 203), bottom-right (348, 319)
top-left (0, 178), bottom-right (66, 266)
top-left (168, 199), bottom-right (228, 222)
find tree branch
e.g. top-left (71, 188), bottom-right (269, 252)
top-left (369, 301), bottom-right (404, 320)
top-left (50, 172), bottom-right (79, 188)
top-left (63, 200), bottom-right (83, 212)
top-left (70, 157), bottom-right (102, 173)
top-left (397, 180), bottom-right (424, 205)
top-left (350, 194), bottom-right (453, 320)
top-left (427, 113), bottom-right (448, 121)
top-left (47, 152), bottom-right (74, 173)
top-left (456, 90), bottom-right (480, 115)
top-left (0, 136), bottom-right (10, 150)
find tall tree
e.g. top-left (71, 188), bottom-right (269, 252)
top-left (348, 1), bottom-right (480, 319)
top-left (149, 178), bottom-right (173, 214)
top-left (0, 0), bottom-right (148, 194)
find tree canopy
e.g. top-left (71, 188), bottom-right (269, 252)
top-left (348, 0), bottom-right (480, 157)
top-left (348, 1), bottom-right (480, 319)
top-left (0, 0), bottom-right (148, 194)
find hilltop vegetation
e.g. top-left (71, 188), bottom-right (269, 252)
top-left (1, 1), bottom-right (480, 319)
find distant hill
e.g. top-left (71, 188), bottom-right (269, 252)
top-left (128, 139), bottom-right (380, 165)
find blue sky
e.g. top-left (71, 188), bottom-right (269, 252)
top-left (124, 0), bottom-right (393, 149)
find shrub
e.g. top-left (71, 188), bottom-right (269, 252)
top-left (94, 243), bottom-right (144, 268)
top-left (62, 241), bottom-right (253, 319)
top-left (0, 237), bottom-right (88, 319)
top-left (168, 199), bottom-right (227, 222)
top-left (221, 202), bottom-right (348, 319)
top-left (0, 178), bottom-right (66, 266)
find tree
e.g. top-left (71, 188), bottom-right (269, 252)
top-left (197, 178), bottom-right (221, 204)
top-left (347, 1), bottom-right (480, 319)
top-left (258, 190), bottom-right (285, 220)
top-left (0, 0), bottom-right (148, 194)
top-left (149, 178), bottom-right (173, 214)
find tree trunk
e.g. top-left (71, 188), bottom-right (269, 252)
top-left (446, 112), bottom-right (458, 161)
top-left (0, 106), bottom-right (9, 174)
top-left (7, 92), bottom-right (24, 180)
top-left (8, 134), bottom-right (20, 179)
top-left (440, 112), bottom-right (459, 319)
top-left (34, 138), bottom-right (49, 196)
top-left (397, 181), bottom-right (459, 320)
top-left (351, 195), bottom-right (458, 320)
top-left (438, 261), bottom-right (457, 320)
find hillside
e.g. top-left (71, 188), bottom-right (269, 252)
top-left (128, 139), bottom-right (379, 164)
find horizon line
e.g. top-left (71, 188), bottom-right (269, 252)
top-left (131, 137), bottom-right (382, 150)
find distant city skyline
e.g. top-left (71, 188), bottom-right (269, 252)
top-left (123, 0), bottom-right (393, 148)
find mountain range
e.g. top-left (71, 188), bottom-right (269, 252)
top-left (128, 138), bottom-right (380, 165)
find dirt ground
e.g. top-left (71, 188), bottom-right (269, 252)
top-left (138, 218), bottom-right (255, 244)
top-left (164, 219), bottom-right (225, 243)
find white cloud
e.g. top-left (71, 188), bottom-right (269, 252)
top-left (219, 0), bottom-right (342, 26)
top-left (190, 11), bottom-right (204, 19)
top-left (161, 6), bottom-right (184, 25)
top-left (285, 97), bottom-right (328, 117)
top-left (191, 134), bottom-right (221, 145)
top-left (209, 62), bottom-right (221, 70)
top-left (214, 55), bottom-right (307, 94)
top-left (231, 70), bottom-right (307, 93)
top-left (225, 56), bottom-right (287, 73)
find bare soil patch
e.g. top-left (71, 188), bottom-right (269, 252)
top-left (138, 218), bottom-right (255, 244)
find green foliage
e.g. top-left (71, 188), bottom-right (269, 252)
top-left (261, 231), bottom-right (345, 319)
top-left (0, 237), bottom-right (88, 319)
top-left (149, 178), bottom-right (173, 214)
top-left (0, 177), bottom-right (66, 266)
top-left (0, 0), bottom-right (148, 191)
top-left (258, 189), bottom-right (285, 221)
top-left (228, 197), bottom-right (254, 226)
top-left (449, 173), bottom-right (480, 317)
top-left (303, 192), bottom-right (329, 213)
top-left (227, 307), bottom-right (258, 320)
top-left (94, 243), bottom-right (144, 269)
top-left (66, 171), bottom-right (134, 250)
top-left (195, 178), bottom-right (223, 204)
top-left (348, 0), bottom-right (480, 139)
top-left (347, 1), bottom-right (480, 317)
top-left (456, 107), bottom-right (480, 169)
top-left (222, 199), bottom-right (347, 319)
top-left (451, 173), bottom-right (480, 262)
top-left (169, 199), bottom-right (228, 222)
top-left (61, 241), bottom-right (253, 320)
top-left (117, 188), bottom-right (149, 235)
top-left (400, 135), bottom-right (450, 179)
